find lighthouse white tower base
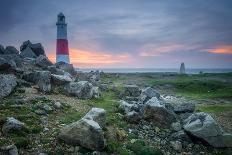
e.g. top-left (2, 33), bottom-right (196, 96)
top-left (56, 55), bottom-right (70, 63)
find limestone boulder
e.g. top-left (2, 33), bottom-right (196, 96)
top-left (64, 81), bottom-right (94, 99)
top-left (55, 62), bottom-right (76, 75)
top-left (4, 46), bottom-right (19, 55)
top-left (0, 57), bottom-right (16, 71)
top-left (0, 74), bottom-right (17, 98)
top-left (119, 100), bottom-right (139, 114)
top-left (183, 112), bottom-right (232, 148)
top-left (83, 108), bottom-right (106, 128)
top-left (51, 74), bottom-right (72, 85)
top-left (143, 97), bottom-right (176, 127)
top-left (23, 71), bottom-right (51, 92)
top-left (20, 46), bottom-right (37, 58)
top-left (2, 117), bottom-right (26, 135)
top-left (35, 55), bottom-right (53, 68)
top-left (0, 44), bottom-right (4, 54)
top-left (139, 87), bottom-right (160, 103)
top-left (58, 118), bottom-right (105, 151)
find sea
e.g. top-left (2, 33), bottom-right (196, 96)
top-left (77, 68), bottom-right (232, 74)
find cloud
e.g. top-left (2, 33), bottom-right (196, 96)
top-left (140, 44), bottom-right (201, 57)
top-left (206, 45), bottom-right (232, 54)
top-left (48, 48), bottom-right (132, 68)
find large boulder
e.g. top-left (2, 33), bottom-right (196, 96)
top-left (124, 85), bottom-right (141, 97)
top-left (51, 74), bottom-right (72, 85)
top-left (83, 108), bottom-right (106, 128)
top-left (55, 62), bottom-right (76, 75)
top-left (0, 57), bottom-right (16, 71)
top-left (143, 97), bottom-right (176, 127)
top-left (139, 87), bottom-right (160, 103)
top-left (58, 118), bottom-right (105, 151)
top-left (0, 54), bottom-right (22, 68)
top-left (20, 40), bottom-right (32, 51)
top-left (174, 103), bottom-right (195, 114)
top-left (0, 44), bottom-right (4, 54)
top-left (35, 55), bottom-right (53, 68)
top-left (64, 81), bottom-right (94, 99)
top-left (20, 46), bottom-right (37, 58)
top-left (20, 40), bottom-right (45, 56)
top-left (2, 117), bottom-right (26, 135)
top-left (0, 74), bottom-right (17, 98)
top-left (183, 112), bottom-right (232, 148)
top-left (4, 46), bottom-right (19, 55)
top-left (23, 71), bottom-right (51, 92)
top-left (119, 100), bottom-right (139, 114)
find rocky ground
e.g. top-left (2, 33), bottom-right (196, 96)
top-left (0, 41), bottom-right (232, 155)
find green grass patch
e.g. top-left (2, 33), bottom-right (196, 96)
top-left (144, 74), bottom-right (232, 99)
top-left (196, 104), bottom-right (232, 113)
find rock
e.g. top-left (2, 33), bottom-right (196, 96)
top-left (170, 141), bottom-right (182, 152)
top-left (42, 104), bottom-right (53, 113)
top-left (124, 85), bottom-right (141, 97)
top-left (35, 55), bottom-right (53, 68)
top-left (0, 74), bottom-right (17, 98)
top-left (23, 71), bottom-right (51, 92)
top-left (30, 43), bottom-right (45, 56)
top-left (174, 103), bottom-right (195, 113)
top-left (2, 117), bottom-right (26, 135)
top-left (0, 54), bottom-right (22, 67)
top-left (180, 62), bottom-right (186, 74)
top-left (64, 81), bottom-right (94, 99)
top-left (51, 74), bottom-right (72, 85)
top-left (20, 46), bottom-right (37, 58)
top-left (58, 118), bottom-right (105, 151)
top-left (183, 112), bottom-right (232, 148)
top-left (0, 145), bottom-right (19, 155)
top-left (0, 44), bottom-right (5, 54)
top-left (20, 40), bottom-right (32, 51)
top-left (171, 122), bottom-right (182, 132)
top-left (143, 97), bottom-right (176, 128)
top-left (99, 84), bottom-right (108, 91)
top-left (34, 109), bottom-right (47, 115)
top-left (139, 87), bottom-right (160, 103)
top-left (119, 100), bottom-right (138, 114)
top-left (171, 130), bottom-right (192, 142)
top-left (125, 111), bottom-right (141, 123)
top-left (83, 108), bottom-right (106, 128)
top-left (47, 65), bottom-right (66, 75)
top-left (0, 57), bottom-right (16, 71)
top-left (20, 40), bottom-right (45, 56)
top-left (55, 61), bottom-right (76, 75)
top-left (4, 46), bottom-right (19, 55)
top-left (53, 102), bottom-right (62, 109)
top-left (92, 87), bottom-right (100, 99)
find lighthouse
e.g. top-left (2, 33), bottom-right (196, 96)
top-left (56, 13), bottom-right (70, 63)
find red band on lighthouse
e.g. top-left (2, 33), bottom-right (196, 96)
top-left (56, 39), bottom-right (69, 55)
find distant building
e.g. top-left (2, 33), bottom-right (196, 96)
top-left (56, 12), bottom-right (70, 63)
top-left (180, 62), bottom-right (186, 74)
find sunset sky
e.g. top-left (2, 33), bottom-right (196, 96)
top-left (0, 0), bottom-right (232, 68)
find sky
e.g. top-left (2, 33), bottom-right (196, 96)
top-left (0, 0), bottom-right (232, 68)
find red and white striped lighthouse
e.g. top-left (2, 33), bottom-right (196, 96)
top-left (56, 12), bottom-right (70, 63)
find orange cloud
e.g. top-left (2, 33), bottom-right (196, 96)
top-left (207, 45), bottom-right (232, 54)
top-left (47, 48), bottom-right (131, 67)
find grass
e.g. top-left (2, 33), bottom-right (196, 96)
top-left (141, 73), bottom-right (232, 99)
top-left (196, 104), bottom-right (232, 113)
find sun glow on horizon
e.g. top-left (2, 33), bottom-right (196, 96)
top-left (47, 48), bottom-right (131, 67)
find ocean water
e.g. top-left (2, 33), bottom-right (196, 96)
top-left (77, 68), bottom-right (232, 74)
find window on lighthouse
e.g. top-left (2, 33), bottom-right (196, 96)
top-left (59, 16), bottom-right (64, 22)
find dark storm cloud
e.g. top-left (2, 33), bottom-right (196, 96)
top-left (0, 0), bottom-right (232, 67)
